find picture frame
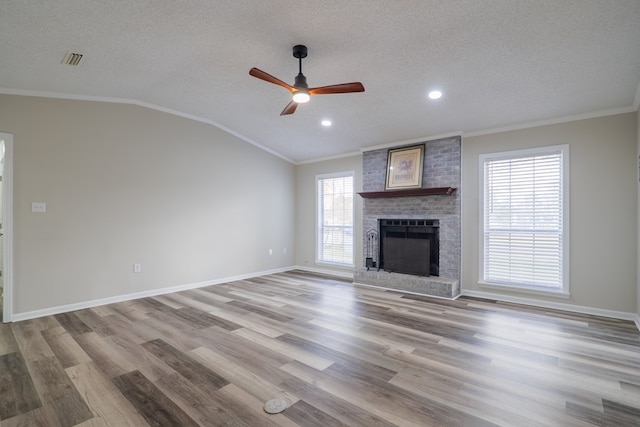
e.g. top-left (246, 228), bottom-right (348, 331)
top-left (385, 145), bottom-right (425, 190)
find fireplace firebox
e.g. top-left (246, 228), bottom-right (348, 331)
top-left (378, 219), bottom-right (439, 277)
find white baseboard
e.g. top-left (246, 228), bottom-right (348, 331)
top-left (11, 267), bottom-right (640, 335)
top-left (462, 289), bottom-right (639, 329)
top-left (292, 265), bottom-right (354, 279)
top-left (10, 266), bottom-right (294, 322)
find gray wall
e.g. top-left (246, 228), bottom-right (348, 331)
top-left (637, 106), bottom-right (640, 321)
top-left (463, 113), bottom-right (637, 313)
top-left (294, 155), bottom-right (362, 276)
top-left (296, 113), bottom-right (637, 315)
top-left (0, 95), bottom-right (295, 316)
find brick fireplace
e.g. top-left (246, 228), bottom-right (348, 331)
top-left (354, 136), bottom-right (461, 298)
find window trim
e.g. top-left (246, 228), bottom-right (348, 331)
top-left (316, 171), bottom-right (355, 267)
top-left (478, 145), bottom-right (570, 296)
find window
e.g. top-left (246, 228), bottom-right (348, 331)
top-left (317, 172), bottom-right (354, 266)
top-left (480, 145), bottom-right (569, 294)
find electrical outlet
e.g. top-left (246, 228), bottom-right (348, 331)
top-left (268, 249), bottom-right (273, 255)
top-left (133, 263), bottom-right (141, 273)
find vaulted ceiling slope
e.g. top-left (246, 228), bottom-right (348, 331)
top-left (1, 1), bottom-right (640, 163)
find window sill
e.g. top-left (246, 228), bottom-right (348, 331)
top-left (477, 281), bottom-right (570, 299)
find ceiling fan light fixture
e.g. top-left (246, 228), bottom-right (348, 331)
top-left (292, 91), bottom-right (310, 103)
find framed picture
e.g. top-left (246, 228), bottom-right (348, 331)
top-left (385, 145), bottom-right (424, 190)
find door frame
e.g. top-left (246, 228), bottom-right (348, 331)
top-left (1, 133), bottom-right (13, 323)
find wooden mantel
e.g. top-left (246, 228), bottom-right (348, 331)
top-left (358, 187), bottom-right (457, 199)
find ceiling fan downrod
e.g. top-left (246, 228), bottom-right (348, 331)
top-left (293, 45), bottom-right (308, 89)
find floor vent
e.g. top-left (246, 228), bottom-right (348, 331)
top-left (263, 399), bottom-right (288, 414)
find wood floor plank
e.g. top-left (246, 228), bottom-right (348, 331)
top-left (153, 372), bottom-right (269, 427)
top-left (227, 299), bottom-right (294, 323)
top-left (112, 370), bottom-right (199, 426)
top-left (307, 317), bottom-right (416, 353)
top-left (175, 306), bottom-right (243, 331)
top-left (217, 383), bottom-right (300, 427)
top-left (232, 328), bottom-right (335, 371)
top-left (53, 312), bottom-right (93, 336)
top-left (1, 406), bottom-right (62, 427)
top-left (280, 357), bottom-right (421, 426)
top-left (207, 304), bottom-right (285, 338)
top-left (1, 271), bottom-right (638, 426)
top-left (278, 371), bottom-right (395, 427)
top-left (149, 294), bottom-right (185, 310)
top-left (109, 300), bottom-right (152, 323)
top-left (28, 356), bottom-right (94, 426)
top-left (226, 288), bottom-right (289, 308)
top-left (102, 333), bottom-right (175, 382)
top-left (194, 324), bottom-right (294, 370)
top-left (324, 361), bottom-right (498, 426)
top-left (41, 327), bottom-right (92, 369)
top-left (161, 291), bottom-right (225, 314)
top-left (0, 322), bottom-right (20, 356)
top-left (72, 309), bottom-right (116, 338)
top-left (65, 361), bottom-right (148, 426)
top-left (188, 345), bottom-right (299, 406)
top-left (0, 352), bottom-right (42, 420)
top-left (96, 312), bottom-right (158, 345)
top-left (141, 338), bottom-right (229, 391)
top-left (276, 333), bottom-right (398, 382)
top-left (389, 365), bottom-right (557, 427)
top-left (187, 287), bottom-right (235, 304)
top-left (73, 332), bottom-right (136, 379)
top-left (139, 310), bottom-right (204, 352)
top-left (282, 398), bottom-right (350, 427)
top-left (11, 320), bottom-right (57, 362)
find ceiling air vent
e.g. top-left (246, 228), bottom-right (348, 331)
top-left (61, 51), bottom-right (84, 66)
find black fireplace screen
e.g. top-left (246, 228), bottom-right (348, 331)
top-left (378, 219), bottom-right (439, 277)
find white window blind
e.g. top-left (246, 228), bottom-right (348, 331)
top-left (481, 146), bottom-right (568, 291)
top-left (317, 173), bottom-right (354, 266)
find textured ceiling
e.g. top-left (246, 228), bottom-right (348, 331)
top-left (1, 0), bottom-right (640, 163)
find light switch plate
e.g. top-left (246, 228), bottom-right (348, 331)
top-left (32, 202), bottom-right (47, 213)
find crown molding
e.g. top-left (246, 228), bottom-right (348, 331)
top-left (0, 88), bottom-right (295, 164)
top-left (465, 106), bottom-right (637, 138)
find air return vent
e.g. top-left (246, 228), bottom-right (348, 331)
top-left (61, 51), bottom-right (84, 66)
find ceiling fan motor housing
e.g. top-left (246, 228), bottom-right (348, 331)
top-left (294, 73), bottom-right (308, 89)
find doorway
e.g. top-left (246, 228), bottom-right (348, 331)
top-left (0, 133), bottom-right (13, 322)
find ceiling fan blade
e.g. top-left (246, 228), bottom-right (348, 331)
top-left (249, 68), bottom-right (295, 92)
top-left (280, 101), bottom-right (298, 116)
top-left (309, 82), bottom-right (365, 95)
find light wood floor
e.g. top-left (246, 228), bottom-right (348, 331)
top-left (1, 271), bottom-right (639, 426)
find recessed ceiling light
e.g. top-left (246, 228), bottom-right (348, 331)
top-left (321, 120), bottom-right (332, 127)
top-left (428, 90), bottom-right (443, 100)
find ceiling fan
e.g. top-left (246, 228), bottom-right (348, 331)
top-left (249, 45), bottom-right (365, 116)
